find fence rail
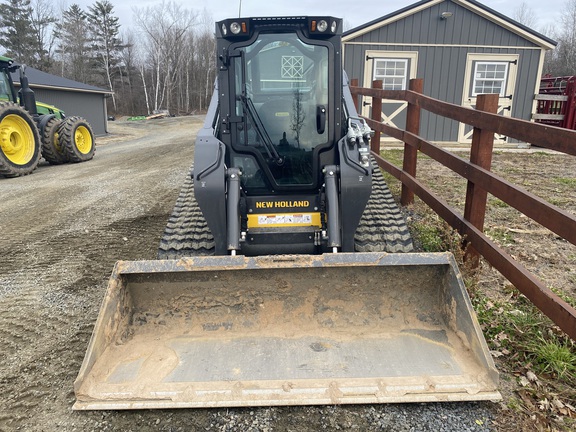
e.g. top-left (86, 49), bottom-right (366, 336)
top-left (350, 78), bottom-right (576, 340)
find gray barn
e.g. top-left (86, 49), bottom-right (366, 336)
top-left (343, 0), bottom-right (556, 144)
top-left (11, 67), bottom-right (112, 136)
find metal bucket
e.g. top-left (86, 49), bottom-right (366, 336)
top-left (74, 252), bottom-right (499, 410)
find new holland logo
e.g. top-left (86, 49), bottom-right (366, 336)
top-left (255, 200), bottom-right (310, 209)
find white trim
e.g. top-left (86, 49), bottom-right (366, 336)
top-left (363, 50), bottom-right (418, 139)
top-left (373, 58), bottom-right (409, 90)
top-left (343, 0), bottom-right (444, 42)
top-left (343, 0), bottom-right (555, 50)
top-left (459, 53), bottom-right (519, 143)
top-left (532, 49), bottom-right (547, 121)
top-left (456, 0), bottom-right (555, 50)
top-left (471, 61), bottom-right (509, 97)
top-left (363, 51), bottom-right (418, 99)
top-left (343, 41), bottom-right (543, 51)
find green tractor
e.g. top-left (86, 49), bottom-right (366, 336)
top-left (0, 55), bottom-right (95, 177)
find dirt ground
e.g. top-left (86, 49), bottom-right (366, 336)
top-left (0, 116), bottom-right (572, 431)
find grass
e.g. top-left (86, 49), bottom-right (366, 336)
top-left (377, 148), bottom-right (576, 429)
top-left (485, 227), bottom-right (514, 245)
top-left (554, 177), bottom-right (576, 187)
top-left (489, 198), bottom-right (509, 208)
top-left (409, 212), bottom-right (576, 390)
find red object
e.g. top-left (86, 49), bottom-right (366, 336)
top-left (536, 75), bottom-right (576, 130)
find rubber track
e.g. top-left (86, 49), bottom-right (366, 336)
top-left (159, 162), bottom-right (413, 259)
top-left (157, 167), bottom-right (216, 258)
top-left (354, 160), bottom-right (414, 253)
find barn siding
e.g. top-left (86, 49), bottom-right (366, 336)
top-left (343, 0), bottom-right (549, 143)
top-left (353, 2), bottom-right (537, 48)
top-left (32, 88), bottom-right (108, 136)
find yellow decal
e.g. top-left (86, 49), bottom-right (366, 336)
top-left (248, 212), bottom-right (322, 228)
top-left (255, 200), bottom-right (310, 209)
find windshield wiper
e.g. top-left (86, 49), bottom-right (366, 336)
top-left (238, 95), bottom-right (284, 165)
top-left (237, 50), bottom-right (284, 166)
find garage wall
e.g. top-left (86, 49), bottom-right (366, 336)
top-left (31, 88), bottom-right (109, 136)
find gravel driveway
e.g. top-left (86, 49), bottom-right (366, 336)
top-left (0, 116), bottom-right (497, 431)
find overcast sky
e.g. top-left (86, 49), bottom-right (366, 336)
top-left (76, 0), bottom-right (566, 37)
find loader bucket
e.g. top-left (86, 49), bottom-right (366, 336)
top-left (73, 252), bottom-right (499, 410)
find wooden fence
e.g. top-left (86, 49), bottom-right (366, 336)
top-left (350, 78), bottom-right (576, 340)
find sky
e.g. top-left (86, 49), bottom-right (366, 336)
top-left (74, 0), bottom-right (567, 37)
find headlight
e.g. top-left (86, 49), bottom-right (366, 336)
top-left (230, 22), bottom-right (241, 34)
top-left (307, 17), bottom-right (341, 37)
top-left (218, 19), bottom-right (250, 39)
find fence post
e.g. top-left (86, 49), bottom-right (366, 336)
top-left (401, 78), bottom-right (423, 206)
top-left (370, 80), bottom-right (383, 153)
top-left (350, 78), bottom-right (359, 112)
top-left (463, 93), bottom-right (499, 267)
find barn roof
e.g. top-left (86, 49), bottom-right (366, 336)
top-left (10, 66), bottom-right (112, 95)
top-left (343, 0), bottom-right (557, 49)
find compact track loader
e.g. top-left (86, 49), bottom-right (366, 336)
top-left (74, 16), bottom-right (499, 409)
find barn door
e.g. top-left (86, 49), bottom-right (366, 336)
top-left (363, 51), bottom-right (418, 142)
top-left (459, 53), bottom-right (518, 143)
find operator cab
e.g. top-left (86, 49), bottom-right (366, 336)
top-left (216, 17), bottom-right (343, 194)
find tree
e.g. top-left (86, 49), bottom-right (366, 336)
top-left (0, 0), bottom-right (37, 65)
top-left (87, 0), bottom-right (124, 111)
top-left (133, 1), bottom-right (197, 114)
top-left (54, 4), bottom-right (91, 82)
top-left (29, 0), bottom-right (57, 70)
top-left (544, 0), bottom-right (576, 75)
top-left (512, 2), bottom-right (537, 29)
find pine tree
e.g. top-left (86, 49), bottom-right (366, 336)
top-left (87, 0), bottom-right (123, 110)
top-left (0, 0), bottom-right (37, 65)
top-left (54, 4), bottom-right (91, 82)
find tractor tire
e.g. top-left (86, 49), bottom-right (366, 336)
top-left (354, 159), bottom-right (414, 253)
top-left (41, 117), bottom-right (68, 165)
top-left (158, 167), bottom-right (215, 259)
top-left (0, 101), bottom-right (42, 178)
top-left (59, 116), bottom-right (95, 163)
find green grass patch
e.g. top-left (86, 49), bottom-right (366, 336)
top-left (486, 227), bottom-right (514, 245)
top-left (472, 288), bottom-right (576, 389)
top-left (550, 286), bottom-right (576, 309)
top-left (411, 220), bottom-right (445, 252)
top-left (529, 337), bottom-right (576, 379)
top-left (379, 149), bottom-right (404, 167)
top-left (554, 177), bottom-right (576, 187)
top-left (529, 151), bottom-right (553, 158)
top-left (489, 198), bottom-right (509, 208)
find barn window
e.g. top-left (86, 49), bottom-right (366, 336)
top-left (373, 58), bottom-right (408, 90)
top-left (472, 62), bottom-right (508, 96)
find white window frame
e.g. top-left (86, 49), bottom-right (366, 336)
top-left (471, 61), bottom-right (509, 96)
top-left (373, 58), bottom-right (409, 90)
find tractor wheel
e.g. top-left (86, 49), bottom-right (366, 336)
top-left (59, 116), bottom-right (95, 163)
top-left (41, 117), bottom-right (68, 165)
top-left (0, 101), bottom-right (42, 178)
